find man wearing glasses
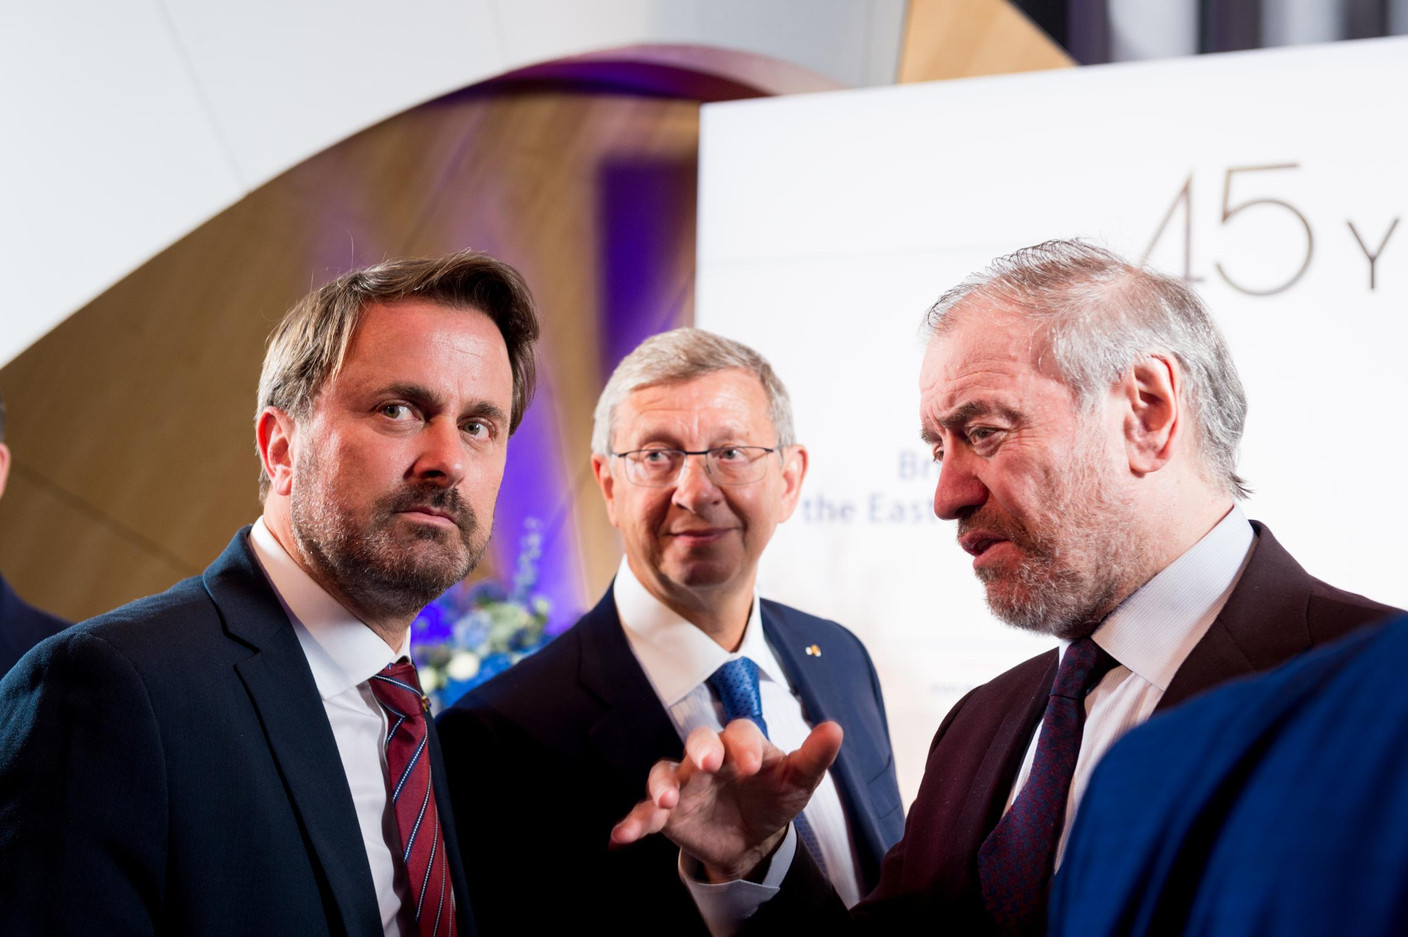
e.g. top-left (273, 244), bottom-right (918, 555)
top-left (437, 328), bottom-right (903, 935)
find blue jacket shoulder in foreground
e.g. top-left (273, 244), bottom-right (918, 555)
top-left (1051, 614), bottom-right (1408, 937)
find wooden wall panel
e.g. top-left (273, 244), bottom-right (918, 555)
top-left (0, 86), bottom-right (699, 623)
top-left (0, 24), bottom-right (1076, 625)
top-left (899, 0), bottom-right (1075, 83)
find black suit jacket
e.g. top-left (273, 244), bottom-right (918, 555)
top-left (0, 571), bottom-right (68, 676)
top-left (0, 528), bottom-right (473, 936)
top-left (748, 522), bottom-right (1401, 934)
top-left (436, 588), bottom-right (905, 935)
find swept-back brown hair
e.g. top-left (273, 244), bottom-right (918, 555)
top-left (256, 250), bottom-right (540, 499)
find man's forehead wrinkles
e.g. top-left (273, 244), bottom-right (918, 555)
top-left (628, 415), bottom-right (755, 442)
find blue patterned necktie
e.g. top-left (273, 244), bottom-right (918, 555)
top-left (977, 636), bottom-right (1117, 936)
top-left (706, 657), bottom-right (830, 881)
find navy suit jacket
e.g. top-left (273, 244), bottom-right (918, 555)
top-left (0, 571), bottom-right (68, 676)
top-left (1051, 614), bottom-right (1408, 937)
top-left (744, 522), bottom-right (1399, 934)
top-left (436, 588), bottom-right (904, 935)
top-left (0, 528), bottom-right (473, 936)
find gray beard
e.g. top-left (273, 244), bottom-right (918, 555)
top-left (969, 438), bottom-right (1153, 640)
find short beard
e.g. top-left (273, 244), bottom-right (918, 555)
top-left (292, 477), bottom-right (489, 624)
top-left (965, 431), bottom-right (1153, 640)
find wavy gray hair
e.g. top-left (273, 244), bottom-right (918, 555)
top-left (591, 328), bottom-right (796, 456)
top-left (925, 239), bottom-right (1249, 499)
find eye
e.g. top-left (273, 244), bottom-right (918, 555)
top-left (714, 447), bottom-right (746, 463)
top-left (463, 419), bottom-right (490, 439)
top-left (931, 446), bottom-right (944, 464)
top-left (640, 448), bottom-right (674, 464)
top-left (380, 403), bottom-right (416, 421)
top-left (964, 425), bottom-right (1005, 454)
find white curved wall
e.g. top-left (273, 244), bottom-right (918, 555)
top-left (0, 0), bottom-right (907, 368)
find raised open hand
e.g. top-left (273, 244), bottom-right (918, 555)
top-left (611, 718), bottom-right (843, 881)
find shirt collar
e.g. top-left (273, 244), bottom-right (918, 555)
top-left (1082, 505), bottom-right (1255, 690)
top-left (248, 517), bottom-right (407, 700)
top-left (613, 556), bottom-right (787, 707)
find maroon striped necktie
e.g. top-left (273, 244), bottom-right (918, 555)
top-left (369, 660), bottom-right (456, 937)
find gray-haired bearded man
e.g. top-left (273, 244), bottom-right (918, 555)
top-left (612, 241), bottom-right (1399, 936)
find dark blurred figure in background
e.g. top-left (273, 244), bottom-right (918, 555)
top-left (0, 389), bottom-right (69, 675)
top-left (1051, 613), bottom-right (1408, 937)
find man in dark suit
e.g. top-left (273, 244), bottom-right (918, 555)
top-left (611, 241), bottom-right (1399, 934)
top-left (1050, 613), bottom-right (1408, 937)
top-left (437, 329), bottom-right (904, 934)
top-left (0, 390), bottom-right (69, 675)
top-left (0, 251), bottom-right (541, 936)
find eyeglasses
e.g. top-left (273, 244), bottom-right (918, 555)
top-left (611, 445), bottom-right (781, 487)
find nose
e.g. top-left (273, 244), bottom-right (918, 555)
top-left (932, 448), bottom-right (988, 521)
top-left (671, 452), bottom-right (722, 512)
top-left (412, 417), bottom-right (466, 487)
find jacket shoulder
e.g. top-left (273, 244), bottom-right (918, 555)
top-left (18, 573), bottom-right (218, 671)
top-left (759, 599), bottom-right (870, 652)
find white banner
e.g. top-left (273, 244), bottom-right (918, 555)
top-left (696, 37), bottom-right (1408, 801)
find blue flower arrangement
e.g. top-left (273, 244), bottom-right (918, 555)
top-left (409, 518), bottom-right (553, 712)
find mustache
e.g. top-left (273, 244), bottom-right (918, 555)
top-left (957, 507), bottom-right (1047, 555)
top-left (381, 485), bottom-right (475, 531)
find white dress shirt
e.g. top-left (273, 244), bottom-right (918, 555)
top-left (1008, 505), bottom-right (1256, 866)
top-left (613, 559), bottom-right (863, 916)
top-left (248, 518), bottom-right (414, 937)
top-left (692, 506), bottom-right (1256, 934)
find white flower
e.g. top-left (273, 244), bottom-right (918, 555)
top-left (446, 650), bottom-right (481, 682)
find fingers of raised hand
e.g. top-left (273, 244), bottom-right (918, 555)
top-left (683, 726), bottom-right (727, 774)
top-left (610, 759), bottom-right (683, 845)
top-left (791, 720), bottom-right (844, 785)
top-left (647, 758), bottom-right (685, 809)
top-left (717, 718), bottom-right (771, 777)
top-left (610, 798), bottom-right (666, 845)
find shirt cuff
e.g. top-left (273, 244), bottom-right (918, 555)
top-left (679, 825), bottom-right (797, 937)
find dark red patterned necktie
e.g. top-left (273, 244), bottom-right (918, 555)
top-left (369, 661), bottom-right (456, 937)
top-left (977, 637), bottom-right (1117, 936)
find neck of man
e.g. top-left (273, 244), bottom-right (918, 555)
top-left (262, 499), bottom-right (413, 654)
top-left (1115, 476), bottom-right (1238, 614)
top-left (632, 557), bottom-right (755, 652)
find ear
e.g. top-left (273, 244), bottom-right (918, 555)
top-left (1123, 354), bottom-right (1181, 476)
top-left (591, 452), bottom-right (620, 528)
top-left (0, 442), bottom-right (10, 500)
top-left (256, 407), bottom-right (298, 498)
top-left (775, 444), bottom-right (810, 522)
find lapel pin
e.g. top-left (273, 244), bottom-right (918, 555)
top-left (805, 644), bottom-right (821, 657)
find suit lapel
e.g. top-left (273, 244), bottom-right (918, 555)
top-left (426, 719), bottom-right (476, 937)
top-left (762, 605), bottom-right (832, 727)
top-left (575, 590), bottom-right (685, 790)
top-left (1162, 523), bottom-right (1313, 710)
top-left (969, 652), bottom-right (1056, 834)
top-left (204, 530), bottom-right (383, 937)
top-left (761, 605), bottom-right (881, 876)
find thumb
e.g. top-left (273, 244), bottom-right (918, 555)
top-left (788, 721), bottom-right (843, 788)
